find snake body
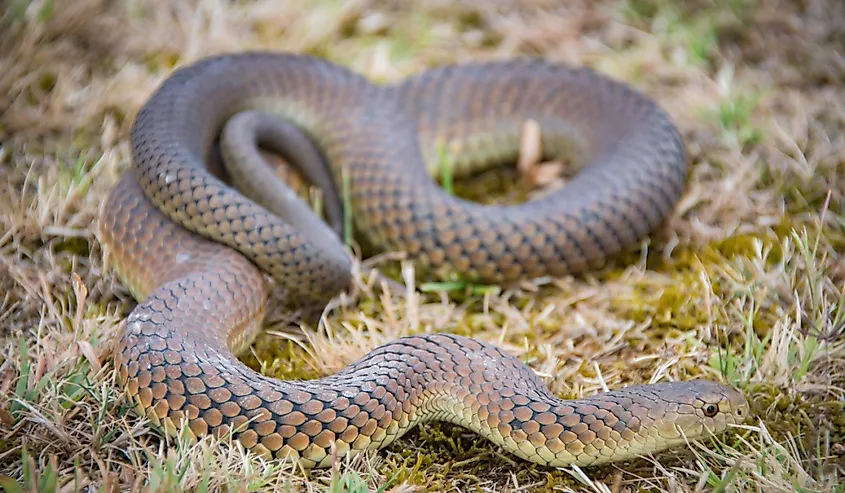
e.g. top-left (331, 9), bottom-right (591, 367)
top-left (99, 52), bottom-right (748, 469)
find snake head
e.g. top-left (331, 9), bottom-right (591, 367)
top-left (648, 380), bottom-right (750, 444)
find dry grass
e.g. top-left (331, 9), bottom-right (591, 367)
top-left (1, 0), bottom-right (844, 491)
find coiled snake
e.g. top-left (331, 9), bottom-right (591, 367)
top-left (99, 52), bottom-right (748, 469)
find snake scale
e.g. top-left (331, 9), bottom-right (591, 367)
top-left (99, 52), bottom-right (749, 469)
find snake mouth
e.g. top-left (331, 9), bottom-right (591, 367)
top-left (723, 387), bottom-right (752, 432)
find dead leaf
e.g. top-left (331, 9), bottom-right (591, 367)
top-left (518, 119), bottom-right (542, 175)
top-left (73, 272), bottom-right (88, 332)
top-left (77, 340), bottom-right (103, 374)
top-left (0, 408), bottom-right (15, 428)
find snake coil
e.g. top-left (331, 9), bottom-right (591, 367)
top-left (100, 52), bottom-right (748, 469)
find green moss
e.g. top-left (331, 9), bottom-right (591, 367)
top-left (744, 381), bottom-right (845, 460)
top-left (612, 271), bottom-right (707, 330)
top-left (54, 238), bottom-right (91, 276)
top-left (450, 166), bottom-right (535, 205)
top-left (374, 423), bottom-right (589, 491)
top-left (375, 420), bottom-right (725, 492)
top-left (663, 230), bottom-right (784, 273)
top-left (244, 333), bottom-right (322, 381)
top-left (604, 228), bottom-right (785, 333)
top-left (141, 51), bottom-right (182, 73)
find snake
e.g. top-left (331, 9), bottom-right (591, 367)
top-left (98, 52), bottom-right (749, 469)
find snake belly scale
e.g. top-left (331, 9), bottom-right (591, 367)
top-left (99, 52), bottom-right (748, 469)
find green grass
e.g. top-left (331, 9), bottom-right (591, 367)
top-left (621, 0), bottom-right (756, 68)
top-left (0, 447), bottom-right (59, 493)
top-left (704, 89), bottom-right (765, 149)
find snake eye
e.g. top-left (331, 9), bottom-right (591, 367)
top-left (703, 404), bottom-right (718, 417)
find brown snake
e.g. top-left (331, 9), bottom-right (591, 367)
top-left (99, 52), bottom-right (749, 469)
